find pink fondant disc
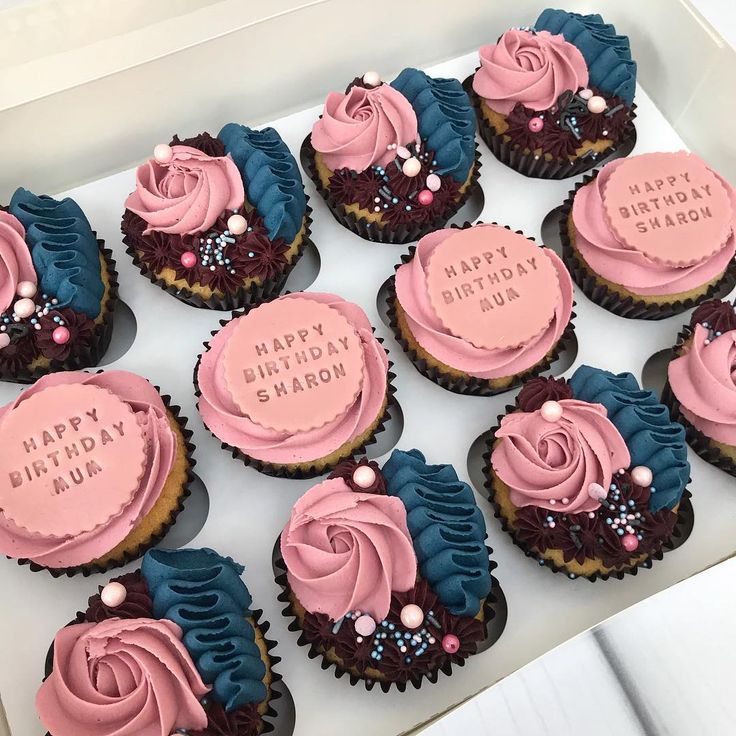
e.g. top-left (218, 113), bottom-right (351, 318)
top-left (425, 226), bottom-right (559, 350)
top-left (602, 151), bottom-right (732, 267)
top-left (0, 384), bottom-right (146, 538)
top-left (222, 297), bottom-right (365, 432)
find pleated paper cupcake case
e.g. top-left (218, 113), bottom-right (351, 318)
top-left (122, 205), bottom-right (316, 310)
top-left (386, 222), bottom-right (577, 396)
top-left (479, 406), bottom-right (695, 581)
top-left (1, 238), bottom-right (119, 384)
top-left (558, 173), bottom-right (736, 320)
top-left (193, 307), bottom-right (398, 479)
top-left (15, 389), bottom-right (196, 578)
top-left (462, 74), bottom-right (637, 180)
top-left (300, 133), bottom-right (482, 244)
top-left (272, 546), bottom-right (506, 693)
top-left (42, 608), bottom-right (285, 736)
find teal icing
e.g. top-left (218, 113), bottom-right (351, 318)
top-left (141, 548), bottom-right (267, 711)
top-left (568, 365), bottom-right (689, 512)
top-left (535, 9), bottom-right (637, 105)
top-left (382, 449), bottom-right (491, 617)
top-left (8, 188), bottom-right (103, 319)
top-left (218, 123), bottom-right (306, 243)
top-left (390, 68), bottom-right (475, 183)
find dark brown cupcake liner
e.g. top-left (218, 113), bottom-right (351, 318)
top-left (193, 302), bottom-right (398, 479)
top-left (300, 133), bottom-right (482, 244)
top-left (14, 385), bottom-right (196, 578)
top-left (42, 607), bottom-right (287, 736)
top-left (557, 174), bottom-right (736, 320)
top-left (386, 221), bottom-right (577, 396)
top-left (462, 74), bottom-right (637, 180)
top-left (1, 237), bottom-right (119, 384)
top-left (273, 539), bottom-right (507, 693)
top-left (477, 406), bottom-right (695, 581)
top-left (122, 205), bottom-right (316, 310)
top-left (662, 325), bottom-right (736, 477)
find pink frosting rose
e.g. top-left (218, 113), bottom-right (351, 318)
top-left (281, 477), bottom-right (417, 621)
top-left (125, 145), bottom-right (244, 235)
top-left (0, 371), bottom-right (177, 568)
top-left (669, 323), bottom-right (736, 445)
top-left (36, 618), bottom-right (209, 736)
top-left (492, 399), bottom-right (631, 512)
top-left (473, 29), bottom-right (588, 115)
top-left (395, 225), bottom-right (574, 379)
top-left (0, 210), bottom-right (36, 314)
top-left (311, 84), bottom-right (419, 172)
top-left (572, 157), bottom-right (736, 296)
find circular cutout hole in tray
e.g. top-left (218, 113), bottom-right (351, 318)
top-left (154, 473), bottom-right (210, 550)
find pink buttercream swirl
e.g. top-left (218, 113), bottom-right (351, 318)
top-left (36, 618), bottom-right (209, 736)
top-left (572, 158), bottom-right (736, 296)
top-left (395, 225), bottom-right (573, 379)
top-left (125, 145), bottom-right (244, 235)
top-left (669, 323), bottom-right (736, 445)
top-left (280, 477), bottom-right (417, 620)
top-left (311, 84), bottom-right (419, 172)
top-left (197, 293), bottom-right (389, 465)
top-left (491, 399), bottom-right (631, 512)
top-left (0, 371), bottom-right (177, 568)
top-left (473, 29), bottom-right (588, 115)
top-left (0, 210), bottom-right (36, 314)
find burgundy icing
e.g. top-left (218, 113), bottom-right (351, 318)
top-left (517, 376), bottom-right (573, 411)
top-left (85, 570), bottom-right (154, 622)
top-left (170, 132), bottom-right (226, 157)
top-left (329, 457), bottom-right (387, 494)
top-left (690, 299), bottom-right (736, 333)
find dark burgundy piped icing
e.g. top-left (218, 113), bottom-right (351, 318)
top-left (84, 571), bottom-right (153, 622)
top-left (516, 376), bottom-right (573, 411)
top-left (344, 76), bottom-right (382, 93)
top-left (170, 131), bottom-right (227, 157)
top-left (689, 299), bottom-right (736, 334)
top-left (190, 701), bottom-right (262, 736)
top-left (35, 309), bottom-right (94, 361)
top-left (0, 326), bottom-right (38, 372)
top-left (329, 457), bottom-right (387, 494)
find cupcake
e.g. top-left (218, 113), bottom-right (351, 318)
top-left (276, 450), bottom-right (501, 690)
top-left (195, 292), bottom-right (392, 477)
top-left (303, 68), bottom-right (479, 243)
top-left (486, 366), bottom-right (692, 579)
top-left (664, 299), bottom-right (736, 476)
top-left (0, 370), bottom-right (193, 576)
top-left (37, 547), bottom-right (281, 736)
top-left (560, 151), bottom-right (736, 318)
top-left (122, 126), bottom-right (311, 309)
top-left (389, 222), bottom-right (574, 395)
top-left (0, 189), bottom-right (117, 382)
top-left (469, 9), bottom-right (636, 178)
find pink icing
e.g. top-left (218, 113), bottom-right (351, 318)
top-left (0, 371), bottom-right (177, 568)
top-left (473, 29), bottom-right (588, 115)
top-left (395, 224), bottom-right (573, 379)
top-left (425, 226), bottom-right (559, 350)
top-left (669, 323), bottom-right (736, 445)
top-left (197, 293), bottom-right (389, 465)
top-left (36, 618), bottom-right (209, 736)
top-left (602, 152), bottom-right (733, 267)
top-left (125, 145), bottom-right (244, 235)
top-left (572, 153), bottom-right (736, 296)
top-left (311, 84), bottom-right (419, 172)
top-left (0, 383), bottom-right (146, 538)
top-left (0, 210), bottom-right (36, 314)
top-left (222, 297), bottom-right (364, 433)
top-left (280, 477), bottom-right (417, 620)
top-left (491, 399), bottom-right (631, 512)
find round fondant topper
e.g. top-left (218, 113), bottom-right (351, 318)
top-left (425, 226), bottom-right (559, 350)
top-left (602, 151), bottom-right (732, 267)
top-left (222, 297), bottom-right (365, 432)
top-left (0, 384), bottom-right (146, 538)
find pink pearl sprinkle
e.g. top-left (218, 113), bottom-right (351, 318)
top-left (16, 280), bottom-right (37, 299)
top-left (13, 298), bottom-right (35, 319)
top-left (0, 334), bottom-right (9, 350)
top-left (631, 465), bottom-right (653, 487)
top-left (587, 95), bottom-right (607, 114)
top-left (417, 189), bottom-right (434, 206)
top-left (540, 400), bottom-right (563, 422)
top-left (100, 581), bottom-right (128, 607)
top-left (400, 604), bottom-right (424, 629)
top-left (578, 88), bottom-right (593, 100)
top-left (622, 533), bottom-right (639, 552)
top-left (180, 251), bottom-right (197, 268)
top-left (52, 326), bottom-right (71, 345)
top-left (442, 634), bottom-right (460, 654)
top-left (352, 465), bottom-right (377, 489)
top-left (402, 157), bottom-right (422, 177)
top-left (354, 615), bottom-right (376, 637)
top-left (227, 214), bottom-right (247, 235)
top-left (588, 482), bottom-right (606, 501)
top-left (396, 146), bottom-right (411, 160)
top-left (426, 173), bottom-right (441, 192)
top-left (153, 143), bottom-right (173, 163)
top-left (527, 116), bottom-right (544, 133)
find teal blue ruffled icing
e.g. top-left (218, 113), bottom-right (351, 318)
top-left (535, 9), bottom-right (637, 105)
top-left (382, 449), bottom-right (491, 617)
top-left (568, 366), bottom-right (689, 512)
top-left (218, 123), bottom-right (306, 243)
top-left (141, 548), bottom-right (267, 711)
top-left (8, 188), bottom-right (103, 319)
top-left (390, 68), bottom-right (475, 183)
